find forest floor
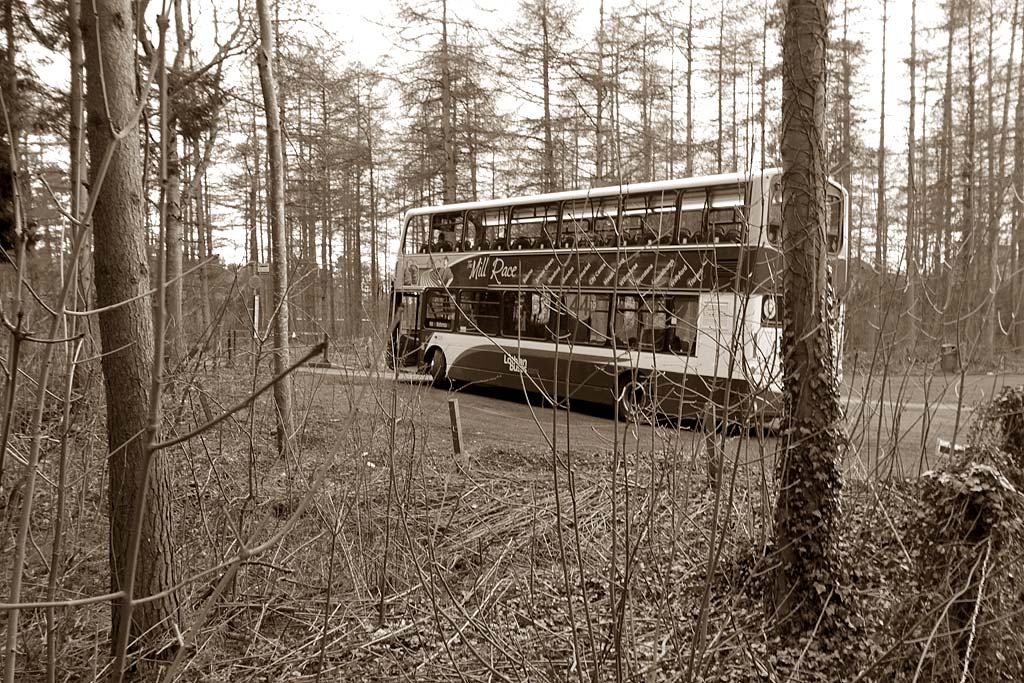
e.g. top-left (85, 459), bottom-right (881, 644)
top-left (10, 354), bottom-right (1023, 681)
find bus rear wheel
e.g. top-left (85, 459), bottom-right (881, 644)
top-left (427, 349), bottom-right (448, 389)
top-left (618, 375), bottom-right (655, 424)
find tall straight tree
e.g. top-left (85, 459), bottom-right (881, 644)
top-left (502, 0), bottom-right (573, 192)
top-left (772, 0), bottom-right (845, 635)
top-left (905, 0), bottom-right (918, 345)
top-left (939, 5), bottom-right (955, 267)
top-left (440, 0), bottom-right (456, 202)
top-left (961, 0), bottom-right (977, 332)
top-left (256, 0), bottom-right (294, 456)
top-left (875, 0), bottom-right (888, 272)
top-left (1014, 2), bottom-right (1024, 344)
top-left (81, 0), bottom-right (178, 654)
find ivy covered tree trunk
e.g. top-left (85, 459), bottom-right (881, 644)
top-left (771, 0), bottom-right (846, 635)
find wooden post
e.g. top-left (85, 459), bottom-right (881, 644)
top-left (448, 397), bottom-right (465, 458)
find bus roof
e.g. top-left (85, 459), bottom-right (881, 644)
top-left (402, 168), bottom-right (784, 219)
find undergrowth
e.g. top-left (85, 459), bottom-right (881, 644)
top-left (3, 365), bottom-right (1023, 681)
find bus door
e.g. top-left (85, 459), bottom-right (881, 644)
top-left (389, 291), bottom-right (421, 367)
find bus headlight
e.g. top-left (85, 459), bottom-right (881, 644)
top-left (762, 295), bottom-right (779, 324)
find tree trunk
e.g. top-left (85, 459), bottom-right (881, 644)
top-left (541, 0), bottom-right (554, 192)
top-left (716, 2), bottom-right (724, 174)
top-left (772, 0), bottom-right (845, 637)
top-left (962, 2), bottom-right (977, 342)
top-left (669, 26), bottom-right (676, 177)
top-left (761, 3), bottom-right (768, 170)
top-left (641, 9), bottom-right (653, 181)
top-left (840, 0), bottom-right (852, 206)
top-left (69, 0), bottom-right (90, 305)
top-left (1013, 2), bottom-right (1024, 346)
top-left (940, 8), bottom-right (955, 275)
top-left (194, 145), bottom-right (212, 341)
top-left (875, 0), bottom-right (888, 273)
top-left (595, 0), bottom-right (605, 182)
top-left (921, 62), bottom-right (931, 280)
top-left (82, 0), bottom-right (179, 651)
top-left (685, 0), bottom-right (693, 176)
top-left (440, 0), bottom-right (457, 202)
top-left (164, 0), bottom-right (188, 364)
top-left (256, 0), bottom-right (294, 457)
top-left (165, 142), bottom-right (184, 364)
top-left (984, 4), bottom-right (997, 361)
top-left (351, 167), bottom-right (364, 336)
top-left (905, 0), bottom-right (918, 346)
top-left (991, 0), bottom-right (1018, 357)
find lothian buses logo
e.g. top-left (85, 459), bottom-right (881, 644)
top-left (503, 353), bottom-right (528, 374)
top-left (468, 256), bottom-right (519, 285)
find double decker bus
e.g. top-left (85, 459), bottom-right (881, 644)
top-left (388, 169), bottom-right (848, 426)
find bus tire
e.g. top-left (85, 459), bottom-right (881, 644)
top-left (384, 336), bottom-right (397, 369)
top-left (618, 374), bottom-right (654, 424)
top-left (427, 349), bottom-right (448, 389)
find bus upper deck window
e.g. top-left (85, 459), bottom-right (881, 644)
top-left (404, 215), bottom-right (428, 254)
top-left (465, 211), bottom-right (483, 250)
top-left (425, 212), bottom-right (462, 253)
top-left (511, 204), bottom-right (557, 249)
top-left (677, 190), bottom-right (706, 244)
top-left (561, 199), bottom-right (592, 248)
top-left (620, 211), bottom-right (645, 245)
top-left (645, 209), bottom-right (675, 245)
top-left (475, 207), bottom-right (507, 250)
top-left (620, 195), bottom-right (647, 245)
top-left (592, 198), bottom-right (620, 247)
top-left (709, 189), bottom-right (746, 243)
top-left (678, 210), bottom-right (701, 244)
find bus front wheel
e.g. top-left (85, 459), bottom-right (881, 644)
top-left (427, 349), bottom-right (448, 389)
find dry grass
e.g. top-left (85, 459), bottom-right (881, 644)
top-left (4, 354), bottom-right (1023, 682)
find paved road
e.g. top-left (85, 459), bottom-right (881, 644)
top-left (301, 365), bottom-right (1023, 476)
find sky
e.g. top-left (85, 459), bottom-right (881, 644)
top-left (305, 0), bottom-right (954, 150)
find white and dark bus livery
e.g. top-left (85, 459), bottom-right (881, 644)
top-left (388, 169), bottom-right (848, 425)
